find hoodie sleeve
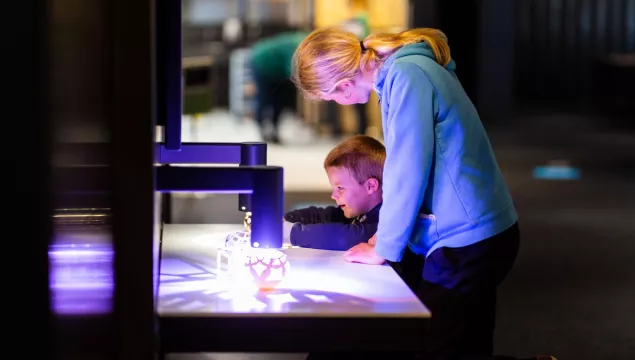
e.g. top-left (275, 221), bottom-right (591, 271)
top-left (289, 220), bottom-right (377, 251)
top-left (374, 63), bottom-right (437, 262)
top-left (283, 206), bottom-right (346, 224)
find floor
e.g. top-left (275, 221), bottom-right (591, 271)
top-left (167, 110), bottom-right (635, 360)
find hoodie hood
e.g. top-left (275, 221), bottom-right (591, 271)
top-left (374, 42), bottom-right (456, 98)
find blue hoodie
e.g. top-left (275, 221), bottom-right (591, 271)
top-left (373, 42), bottom-right (518, 262)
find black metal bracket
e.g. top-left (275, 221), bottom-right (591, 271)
top-left (156, 165), bottom-right (282, 248)
top-left (156, 0), bottom-right (182, 151)
top-left (53, 141), bottom-right (268, 214)
top-left (155, 142), bottom-right (267, 213)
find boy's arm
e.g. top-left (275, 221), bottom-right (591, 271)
top-left (289, 221), bottom-right (377, 251)
top-left (283, 206), bottom-right (346, 224)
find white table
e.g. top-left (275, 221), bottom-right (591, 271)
top-left (158, 224), bottom-right (430, 353)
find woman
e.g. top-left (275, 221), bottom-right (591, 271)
top-left (292, 27), bottom-right (555, 360)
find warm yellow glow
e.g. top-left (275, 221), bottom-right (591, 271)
top-left (314, 0), bottom-right (408, 31)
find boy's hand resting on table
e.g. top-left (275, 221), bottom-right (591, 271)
top-left (344, 237), bottom-right (385, 265)
top-left (368, 233), bottom-right (377, 245)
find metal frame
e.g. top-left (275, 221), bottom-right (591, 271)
top-left (156, 165), bottom-right (283, 249)
top-left (156, 0), bottom-right (267, 218)
top-left (112, 0), bottom-right (157, 357)
top-left (155, 142), bottom-right (267, 213)
top-left (53, 141), bottom-right (268, 213)
top-left (156, 0), bottom-right (182, 151)
top-left (53, 163), bottom-right (283, 249)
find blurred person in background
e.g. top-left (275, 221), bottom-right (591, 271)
top-left (250, 31), bottom-right (307, 144)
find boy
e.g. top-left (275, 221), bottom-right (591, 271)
top-left (282, 135), bottom-right (384, 251)
top-left (290, 135), bottom-right (426, 360)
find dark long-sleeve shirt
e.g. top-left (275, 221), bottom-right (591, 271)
top-left (283, 203), bottom-right (382, 251)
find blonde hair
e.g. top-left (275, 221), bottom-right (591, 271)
top-left (292, 27), bottom-right (451, 99)
top-left (324, 135), bottom-right (386, 185)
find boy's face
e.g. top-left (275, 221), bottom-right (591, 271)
top-left (326, 166), bottom-right (379, 218)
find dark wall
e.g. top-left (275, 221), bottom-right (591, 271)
top-left (516, 0), bottom-right (635, 107)
top-left (412, 0), bottom-right (635, 117)
top-left (476, 0), bottom-right (517, 122)
top-left (409, 0), bottom-right (479, 103)
top-left (411, 0), bottom-right (517, 125)
top-left (438, 1), bottom-right (480, 103)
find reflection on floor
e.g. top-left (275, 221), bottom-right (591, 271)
top-left (169, 111), bottom-right (635, 360)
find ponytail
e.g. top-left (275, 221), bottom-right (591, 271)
top-left (360, 28), bottom-right (451, 72)
top-left (292, 27), bottom-right (451, 99)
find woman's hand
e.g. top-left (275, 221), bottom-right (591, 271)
top-left (282, 221), bottom-right (294, 247)
top-left (344, 243), bottom-right (386, 265)
top-left (368, 233), bottom-right (377, 245)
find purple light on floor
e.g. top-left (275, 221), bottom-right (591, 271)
top-left (49, 243), bottom-right (114, 314)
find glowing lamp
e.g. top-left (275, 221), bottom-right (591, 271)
top-left (242, 249), bottom-right (290, 291)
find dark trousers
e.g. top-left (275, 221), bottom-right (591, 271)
top-left (251, 71), bottom-right (296, 142)
top-left (307, 223), bottom-right (521, 360)
top-left (416, 222), bottom-right (520, 360)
